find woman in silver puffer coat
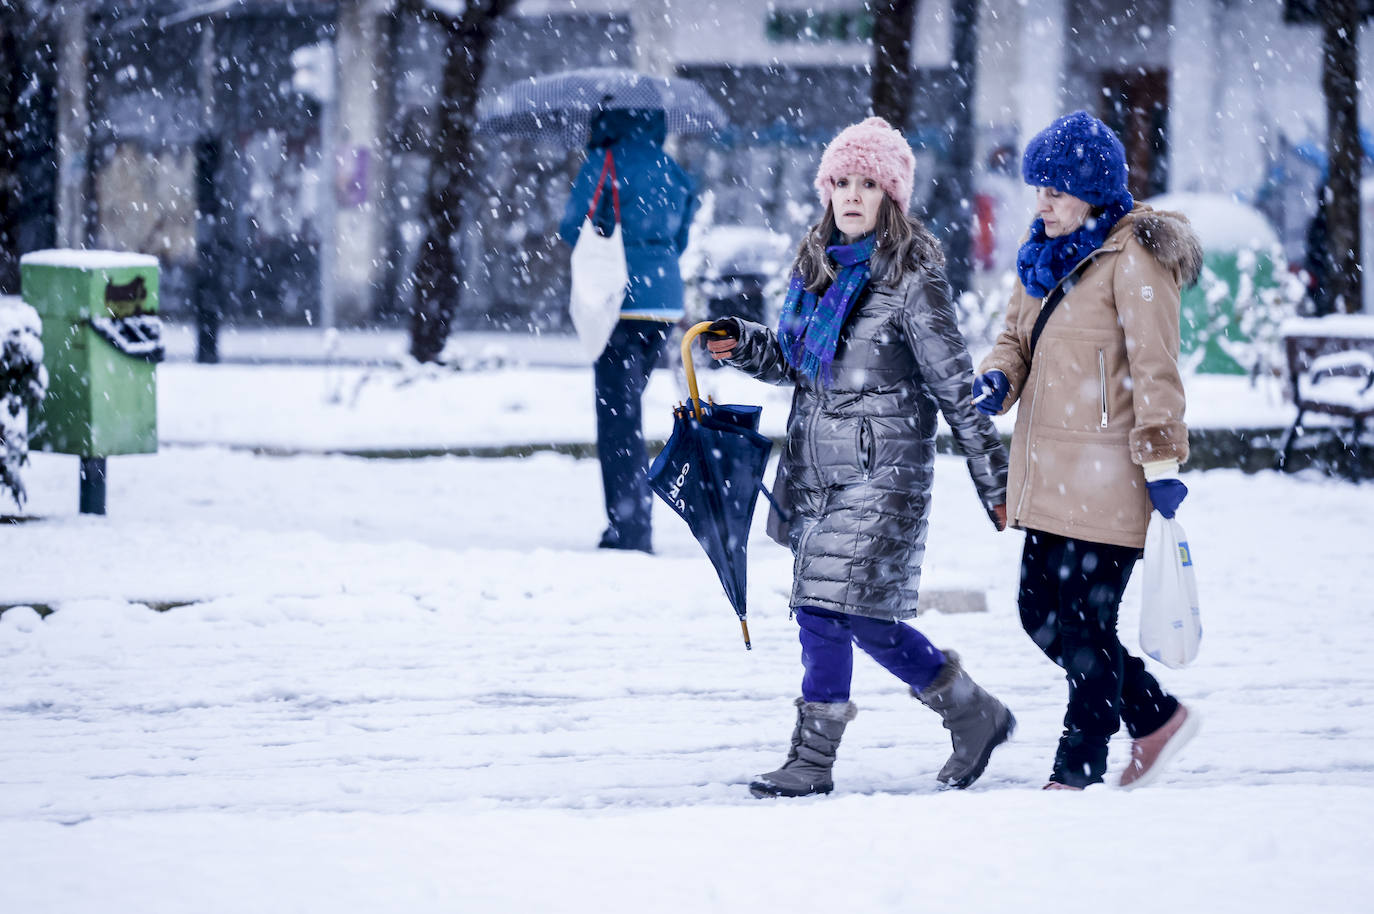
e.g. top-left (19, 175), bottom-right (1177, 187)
top-left (706, 118), bottom-right (1014, 798)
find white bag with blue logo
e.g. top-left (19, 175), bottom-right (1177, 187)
top-left (1139, 511), bottom-right (1202, 669)
top-left (568, 151), bottom-right (628, 363)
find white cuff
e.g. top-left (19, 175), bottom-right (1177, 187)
top-left (1142, 459), bottom-right (1180, 482)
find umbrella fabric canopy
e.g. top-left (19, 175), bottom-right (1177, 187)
top-left (477, 67), bottom-right (728, 147)
top-left (648, 323), bottom-right (775, 649)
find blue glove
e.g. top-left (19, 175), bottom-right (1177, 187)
top-left (1146, 479), bottom-right (1188, 518)
top-left (971, 370), bottom-right (1010, 416)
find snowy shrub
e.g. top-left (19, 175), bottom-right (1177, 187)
top-left (1231, 248), bottom-right (1307, 383)
top-left (0, 297), bottom-right (48, 508)
top-left (956, 271), bottom-right (1014, 352)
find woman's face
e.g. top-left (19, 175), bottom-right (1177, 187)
top-left (1035, 186), bottom-right (1093, 237)
top-left (833, 173), bottom-right (886, 240)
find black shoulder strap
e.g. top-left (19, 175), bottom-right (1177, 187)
top-left (1028, 256), bottom-right (1097, 360)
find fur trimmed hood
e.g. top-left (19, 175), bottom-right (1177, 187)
top-left (1114, 205), bottom-right (1204, 289)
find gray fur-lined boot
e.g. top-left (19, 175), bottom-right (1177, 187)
top-left (913, 650), bottom-right (1015, 789)
top-left (749, 698), bottom-right (858, 798)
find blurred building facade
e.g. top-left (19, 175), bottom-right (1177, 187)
top-left (1, 0), bottom-right (1368, 331)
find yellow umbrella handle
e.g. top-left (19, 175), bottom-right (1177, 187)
top-left (680, 320), bottom-right (725, 419)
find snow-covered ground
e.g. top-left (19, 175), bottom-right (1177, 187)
top-left (154, 356), bottom-right (1297, 454)
top-left (1, 361), bottom-right (1370, 912)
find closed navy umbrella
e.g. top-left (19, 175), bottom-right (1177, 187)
top-left (476, 67), bottom-right (728, 148)
top-left (649, 322), bottom-right (776, 649)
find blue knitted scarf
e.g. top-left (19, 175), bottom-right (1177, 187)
top-left (1016, 195), bottom-right (1133, 297)
top-left (778, 234), bottom-right (875, 386)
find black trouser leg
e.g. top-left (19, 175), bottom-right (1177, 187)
top-left (1018, 529), bottom-right (1177, 786)
top-left (593, 319), bottom-right (669, 551)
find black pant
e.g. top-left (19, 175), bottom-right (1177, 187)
top-left (593, 319), bottom-right (670, 551)
top-left (1018, 529), bottom-right (1178, 787)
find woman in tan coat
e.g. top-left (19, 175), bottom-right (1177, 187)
top-left (973, 111), bottom-right (1203, 790)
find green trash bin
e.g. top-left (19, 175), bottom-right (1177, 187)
top-left (1179, 249), bottom-right (1282, 376)
top-left (20, 250), bottom-right (162, 513)
top-left (1148, 192), bottom-right (1288, 377)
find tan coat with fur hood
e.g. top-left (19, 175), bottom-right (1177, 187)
top-left (978, 203), bottom-right (1203, 549)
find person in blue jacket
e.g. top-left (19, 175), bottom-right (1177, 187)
top-left (560, 109), bottom-right (698, 553)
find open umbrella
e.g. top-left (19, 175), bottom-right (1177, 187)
top-left (648, 322), bottom-right (776, 649)
top-left (476, 67), bottom-right (728, 148)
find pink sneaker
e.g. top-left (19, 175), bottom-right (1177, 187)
top-left (1119, 703), bottom-right (1200, 790)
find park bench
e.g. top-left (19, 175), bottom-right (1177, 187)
top-left (1276, 315), bottom-right (1374, 470)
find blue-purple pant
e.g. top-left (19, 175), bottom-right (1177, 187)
top-left (796, 605), bottom-right (946, 703)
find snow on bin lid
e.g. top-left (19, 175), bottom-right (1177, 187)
top-left (20, 249), bottom-right (158, 270)
top-left (1145, 192), bottom-right (1280, 253)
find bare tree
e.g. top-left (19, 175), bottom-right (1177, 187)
top-left (870, 0), bottom-right (916, 129)
top-left (871, 0), bottom-right (978, 297)
top-left (1321, 0), bottom-right (1363, 314)
top-left (0, 0), bottom-right (59, 294)
top-left (402, 0), bottom-right (516, 363)
top-left (0, 1), bottom-right (21, 293)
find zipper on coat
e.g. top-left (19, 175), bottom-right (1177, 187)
top-left (804, 400), bottom-right (823, 481)
top-left (858, 416), bottom-right (873, 479)
top-left (1097, 349), bottom-right (1109, 428)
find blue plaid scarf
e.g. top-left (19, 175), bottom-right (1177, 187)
top-left (1016, 194), bottom-right (1133, 297)
top-left (778, 234), bottom-right (875, 386)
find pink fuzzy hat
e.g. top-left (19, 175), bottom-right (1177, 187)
top-left (814, 116), bottom-right (916, 214)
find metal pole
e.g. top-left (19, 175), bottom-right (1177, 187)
top-left (195, 133), bottom-right (221, 363)
top-left (319, 49), bottom-right (338, 332)
top-left (194, 20), bottom-right (220, 362)
top-left (54, 3), bottom-right (89, 249)
top-left (78, 456), bottom-right (106, 515)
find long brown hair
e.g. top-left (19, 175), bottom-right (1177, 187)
top-left (793, 195), bottom-right (944, 293)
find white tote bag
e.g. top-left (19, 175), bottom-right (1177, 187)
top-left (568, 151), bottom-right (629, 362)
top-left (1139, 511), bottom-right (1202, 669)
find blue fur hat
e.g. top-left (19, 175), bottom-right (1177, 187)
top-left (1021, 110), bottom-right (1130, 207)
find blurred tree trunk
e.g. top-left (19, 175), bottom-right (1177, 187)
top-left (871, 0), bottom-right (916, 131)
top-left (942, 0), bottom-right (978, 298)
top-left (0, 1), bottom-right (58, 294)
top-left (0, 3), bottom-right (19, 293)
top-left (404, 0), bottom-right (515, 363)
top-left (871, 0), bottom-right (978, 298)
top-left (1321, 0), bottom-right (1363, 314)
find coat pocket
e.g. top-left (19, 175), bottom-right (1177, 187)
top-left (1024, 428), bottom-right (1144, 540)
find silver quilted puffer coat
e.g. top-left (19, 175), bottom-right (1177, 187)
top-left (722, 265), bottom-right (1008, 621)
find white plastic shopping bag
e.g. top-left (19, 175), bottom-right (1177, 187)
top-left (1139, 511), bottom-right (1202, 668)
top-left (568, 151), bottom-right (628, 362)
